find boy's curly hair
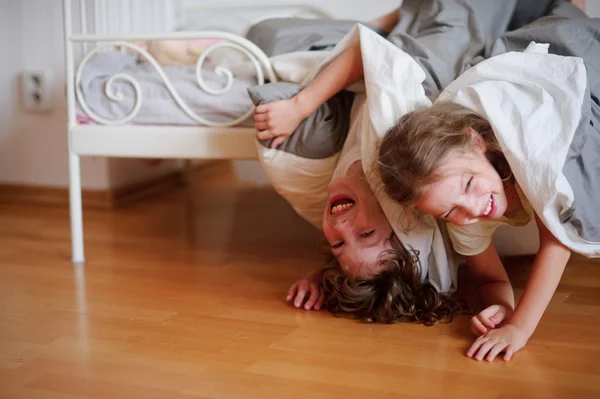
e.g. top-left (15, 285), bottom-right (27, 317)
top-left (319, 233), bottom-right (467, 326)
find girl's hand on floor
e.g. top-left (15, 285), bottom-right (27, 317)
top-left (466, 324), bottom-right (529, 361)
top-left (286, 273), bottom-right (324, 311)
top-left (471, 304), bottom-right (512, 336)
top-left (254, 97), bottom-right (306, 149)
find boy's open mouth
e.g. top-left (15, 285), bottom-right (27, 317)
top-left (330, 196), bottom-right (355, 215)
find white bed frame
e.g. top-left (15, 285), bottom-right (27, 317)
top-left (62, 0), bottom-right (329, 263)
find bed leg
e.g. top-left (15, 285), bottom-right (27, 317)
top-left (69, 151), bottom-right (85, 264)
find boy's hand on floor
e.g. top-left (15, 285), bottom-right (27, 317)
top-left (254, 97), bottom-right (307, 149)
top-left (470, 304), bottom-right (511, 336)
top-left (286, 272), bottom-right (324, 311)
top-left (466, 323), bottom-right (528, 362)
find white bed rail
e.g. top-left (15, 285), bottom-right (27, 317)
top-left (72, 32), bottom-right (277, 126)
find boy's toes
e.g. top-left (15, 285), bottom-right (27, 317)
top-left (257, 130), bottom-right (273, 140)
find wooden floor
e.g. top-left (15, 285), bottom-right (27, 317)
top-left (1, 165), bottom-right (600, 399)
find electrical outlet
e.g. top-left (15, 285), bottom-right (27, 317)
top-left (21, 70), bottom-right (53, 112)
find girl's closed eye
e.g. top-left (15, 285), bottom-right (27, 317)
top-left (332, 241), bottom-right (344, 249)
top-left (441, 176), bottom-right (473, 220)
top-left (360, 230), bottom-right (375, 238)
top-left (440, 177), bottom-right (473, 220)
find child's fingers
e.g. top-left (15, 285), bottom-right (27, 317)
top-left (486, 342), bottom-right (508, 362)
top-left (474, 339), bottom-right (497, 361)
top-left (470, 324), bottom-right (486, 337)
top-left (294, 285), bottom-right (308, 308)
top-left (470, 316), bottom-right (488, 336)
top-left (286, 283), bottom-right (299, 302)
top-left (466, 336), bottom-right (487, 358)
top-left (303, 283), bottom-right (320, 310)
top-left (477, 313), bottom-right (496, 330)
top-left (503, 346), bottom-right (515, 361)
top-left (257, 130), bottom-right (274, 140)
top-left (479, 304), bottom-right (499, 317)
top-left (255, 104), bottom-right (270, 114)
top-left (481, 304), bottom-right (508, 323)
top-left (490, 307), bottom-right (508, 324)
top-left (315, 290), bottom-right (325, 311)
top-left (270, 135), bottom-right (287, 149)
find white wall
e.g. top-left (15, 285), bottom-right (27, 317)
top-left (178, 0), bottom-right (400, 21)
top-left (0, 0), bottom-right (182, 190)
top-left (0, 0), bottom-right (110, 189)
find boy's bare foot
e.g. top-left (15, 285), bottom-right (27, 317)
top-left (254, 97), bottom-right (308, 148)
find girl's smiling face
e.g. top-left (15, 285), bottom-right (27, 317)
top-left (415, 130), bottom-right (508, 226)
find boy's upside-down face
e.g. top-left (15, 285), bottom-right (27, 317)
top-left (322, 161), bottom-right (393, 278)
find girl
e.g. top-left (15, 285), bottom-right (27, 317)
top-left (376, 8), bottom-right (597, 361)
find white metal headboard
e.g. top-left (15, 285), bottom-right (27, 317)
top-left (65, 0), bottom-right (332, 128)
